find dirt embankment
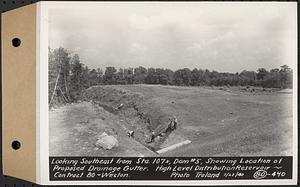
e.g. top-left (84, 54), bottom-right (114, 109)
top-left (81, 85), bottom-right (174, 151)
top-left (49, 101), bottom-right (157, 156)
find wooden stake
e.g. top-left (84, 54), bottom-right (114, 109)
top-left (49, 65), bottom-right (62, 107)
top-left (58, 87), bottom-right (69, 103)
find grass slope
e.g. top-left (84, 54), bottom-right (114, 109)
top-left (50, 85), bottom-right (293, 156)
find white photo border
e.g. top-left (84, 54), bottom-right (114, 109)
top-left (37, 1), bottom-right (298, 185)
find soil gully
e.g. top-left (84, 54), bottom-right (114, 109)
top-left (92, 101), bottom-right (172, 153)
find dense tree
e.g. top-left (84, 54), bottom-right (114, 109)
top-left (164, 69), bottom-right (174, 85)
top-left (104, 67), bottom-right (117, 85)
top-left (191, 68), bottom-right (200, 86)
top-left (174, 68), bottom-right (192, 86)
top-left (262, 65), bottom-right (293, 88)
top-left (68, 54), bottom-right (87, 101)
top-left (280, 65), bottom-right (293, 88)
top-left (96, 68), bottom-right (104, 85)
top-left (257, 68), bottom-right (268, 80)
top-left (240, 70), bottom-right (257, 86)
top-left (88, 69), bottom-right (98, 87)
top-left (134, 66), bottom-right (147, 84)
top-left (124, 68), bottom-right (134, 84)
top-left (116, 68), bottom-right (126, 84)
top-left (49, 47), bottom-right (293, 105)
top-left (145, 68), bottom-right (156, 84)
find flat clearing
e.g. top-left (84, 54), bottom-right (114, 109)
top-left (49, 85), bottom-right (293, 156)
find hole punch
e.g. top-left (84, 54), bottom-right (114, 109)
top-left (11, 140), bottom-right (21, 150)
top-left (12, 38), bottom-right (21, 47)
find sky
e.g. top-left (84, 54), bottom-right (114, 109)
top-left (48, 2), bottom-right (297, 73)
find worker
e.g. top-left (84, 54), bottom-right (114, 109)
top-left (168, 116), bottom-right (178, 131)
top-left (169, 118), bottom-right (175, 131)
top-left (173, 116), bottom-right (178, 129)
top-left (150, 132), bottom-right (155, 143)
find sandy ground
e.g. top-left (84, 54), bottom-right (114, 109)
top-left (49, 85), bottom-right (293, 156)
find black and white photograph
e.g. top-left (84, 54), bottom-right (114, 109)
top-left (47, 2), bottom-right (296, 158)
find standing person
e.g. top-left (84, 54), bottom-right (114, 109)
top-left (150, 132), bottom-right (155, 143)
top-left (168, 118), bottom-right (174, 131)
top-left (173, 116), bottom-right (178, 130)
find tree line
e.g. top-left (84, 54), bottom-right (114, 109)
top-left (49, 47), bottom-right (293, 104)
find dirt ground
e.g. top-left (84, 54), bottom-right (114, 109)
top-left (49, 102), bottom-right (156, 156)
top-left (49, 85), bottom-right (293, 156)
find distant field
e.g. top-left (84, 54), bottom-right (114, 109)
top-left (49, 85), bottom-right (293, 156)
